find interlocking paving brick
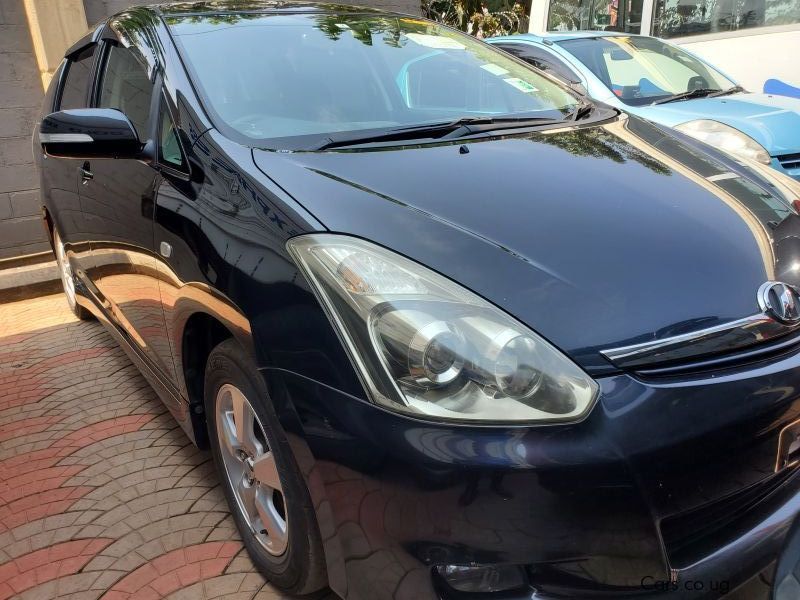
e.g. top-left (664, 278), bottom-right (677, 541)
top-left (0, 294), bottom-right (291, 599)
top-left (0, 538), bottom-right (113, 600)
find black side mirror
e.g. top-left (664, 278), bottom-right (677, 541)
top-left (563, 79), bottom-right (588, 96)
top-left (39, 108), bottom-right (143, 159)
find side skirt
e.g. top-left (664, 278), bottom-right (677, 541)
top-left (73, 272), bottom-right (198, 445)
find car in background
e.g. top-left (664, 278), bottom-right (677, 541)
top-left (35, 2), bottom-right (800, 599)
top-left (488, 32), bottom-right (800, 180)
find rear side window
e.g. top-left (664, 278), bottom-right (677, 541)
top-left (159, 101), bottom-right (187, 171)
top-left (98, 45), bottom-right (154, 139)
top-left (59, 46), bottom-right (95, 110)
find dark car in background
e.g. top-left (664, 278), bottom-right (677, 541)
top-left (34, 2), bottom-right (800, 598)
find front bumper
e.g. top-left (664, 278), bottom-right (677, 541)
top-left (772, 155), bottom-right (800, 181)
top-left (266, 341), bottom-right (800, 600)
top-left (433, 470), bottom-right (797, 599)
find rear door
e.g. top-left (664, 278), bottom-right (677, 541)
top-left (79, 37), bottom-right (178, 386)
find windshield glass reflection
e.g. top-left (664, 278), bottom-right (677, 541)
top-left (169, 13), bottom-right (580, 148)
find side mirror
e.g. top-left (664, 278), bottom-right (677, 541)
top-left (39, 108), bottom-right (143, 159)
top-left (569, 81), bottom-right (588, 96)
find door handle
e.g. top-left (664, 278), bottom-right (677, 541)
top-left (80, 162), bottom-right (93, 184)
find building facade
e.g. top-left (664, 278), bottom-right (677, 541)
top-left (0, 0), bottom-right (48, 258)
top-left (0, 0), bottom-right (421, 259)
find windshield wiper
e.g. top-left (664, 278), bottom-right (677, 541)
top-left (652, 88), bottom-right (719, 105)
top-left (312, 115), bottom-right (568, 150)
top-left (441, 115), bottom-right (573, 139)
top-left (312, 117), bottom-right (494, 150)
top-left (569, 102), bottom-right (594, 121)
top-left (708, 85), bottom-right (745, 97)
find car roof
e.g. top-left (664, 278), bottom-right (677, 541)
top-left (489, 31), bottom-right (637, 44)
top-left (149, 1), bottom-right (388, 16)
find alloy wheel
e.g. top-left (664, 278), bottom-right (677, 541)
top-left (215, 383), bottom-right (289, 556)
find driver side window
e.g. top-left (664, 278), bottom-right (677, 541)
top-left (98, 44), bottom-right (154, 140)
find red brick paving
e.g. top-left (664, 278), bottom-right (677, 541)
top-left (0, 539), bottom-right (113, 600)
top-left (0, 293), bottom-right (771, 600)
top-left (101, 542), bottom-right (241, 600)
top-left (0, 295), bottom-right (291, 599)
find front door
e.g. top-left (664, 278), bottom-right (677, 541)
top-left (43, 46), bottom-right (97, 276)
top-left (80, 40), bottom-right (178, 385)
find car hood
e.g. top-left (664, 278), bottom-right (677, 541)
top-left (253, 116), bottom-right (800, 374)
top-left (634, 92), bottom-right (800, 156)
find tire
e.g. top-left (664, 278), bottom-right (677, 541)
top-left (204, 339), bottom-right (328, 596)
top-left (53, 229), bottom-right (93, 320)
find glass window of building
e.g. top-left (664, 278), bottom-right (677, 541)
top-left (653, 0), bottom-right (800, 38)
top-left (547, 0), bottom-right (645, 33)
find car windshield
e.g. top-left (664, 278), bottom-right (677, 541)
top-left (557, 36), bottom-right (737, 106)
top-left (167, 12), bottom-right (581, 149)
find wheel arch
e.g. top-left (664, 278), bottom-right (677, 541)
top-left (167, 282), bottom-right (253, 444)
top-left (171, 292), bottom-right (342, 593)
top-left (180, 310), bottom-right (236, 449)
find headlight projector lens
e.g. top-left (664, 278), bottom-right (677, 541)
top-left (495, 334), bottom-right (542, 399)
top-left (374, 309), bottom-right (465, 388)
top-left (413, 322), bottom-right (464, 385)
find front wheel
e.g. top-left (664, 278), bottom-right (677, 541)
top-left (53, 229), bottom-right (93, 320)
top-left (205, 339), bottom-right (328, 595)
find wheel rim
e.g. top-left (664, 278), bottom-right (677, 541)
top-left (54, 232), bottom-right (76, 307)
top-left (215, 383), bottom-right (289, 556)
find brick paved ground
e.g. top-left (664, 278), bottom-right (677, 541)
top-left (0, 294), bottom-right (292, 600)
top-left (0, 293), bottom-right (776, 600)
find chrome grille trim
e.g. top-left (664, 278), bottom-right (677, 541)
top-left (601, 312), bottom-right (800, 370)
top-left (778, 153), bottom-right (800, 171)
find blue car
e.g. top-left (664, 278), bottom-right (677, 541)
top-left (488, 32), bottom-right (800, 180)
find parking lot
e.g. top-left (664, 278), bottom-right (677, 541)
top-left (0, 290), bottom-right (777, 600)
top-left (0, 294), bottom-right (288, 600)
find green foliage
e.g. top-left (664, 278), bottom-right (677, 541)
top-left (537, 128), bottom-right (672, 176)
top-left (314, 15), bottom-right (406, 46)
top-left (421, 0), bottom-right (529, 37)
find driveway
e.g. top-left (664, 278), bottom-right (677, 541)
top-left (0, 294), bottom-right (288, 600)
top-left (0, 293), bottom-right (774, 600)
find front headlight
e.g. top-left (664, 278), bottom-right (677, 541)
top-left (675, 119), bottom-right (771, 165)
top-left (287, 234), bottom-right (597, 424)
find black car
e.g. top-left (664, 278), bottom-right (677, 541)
top-left (35, 2), bottom-right (800, 598)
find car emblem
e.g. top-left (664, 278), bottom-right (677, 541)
top-left (758, 281), bottom-right (800, 324)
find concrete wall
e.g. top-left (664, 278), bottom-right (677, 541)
top-left (0, 0), bottom-right (48, 259)
top-left (679, 27), bottom-right (800, 92)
